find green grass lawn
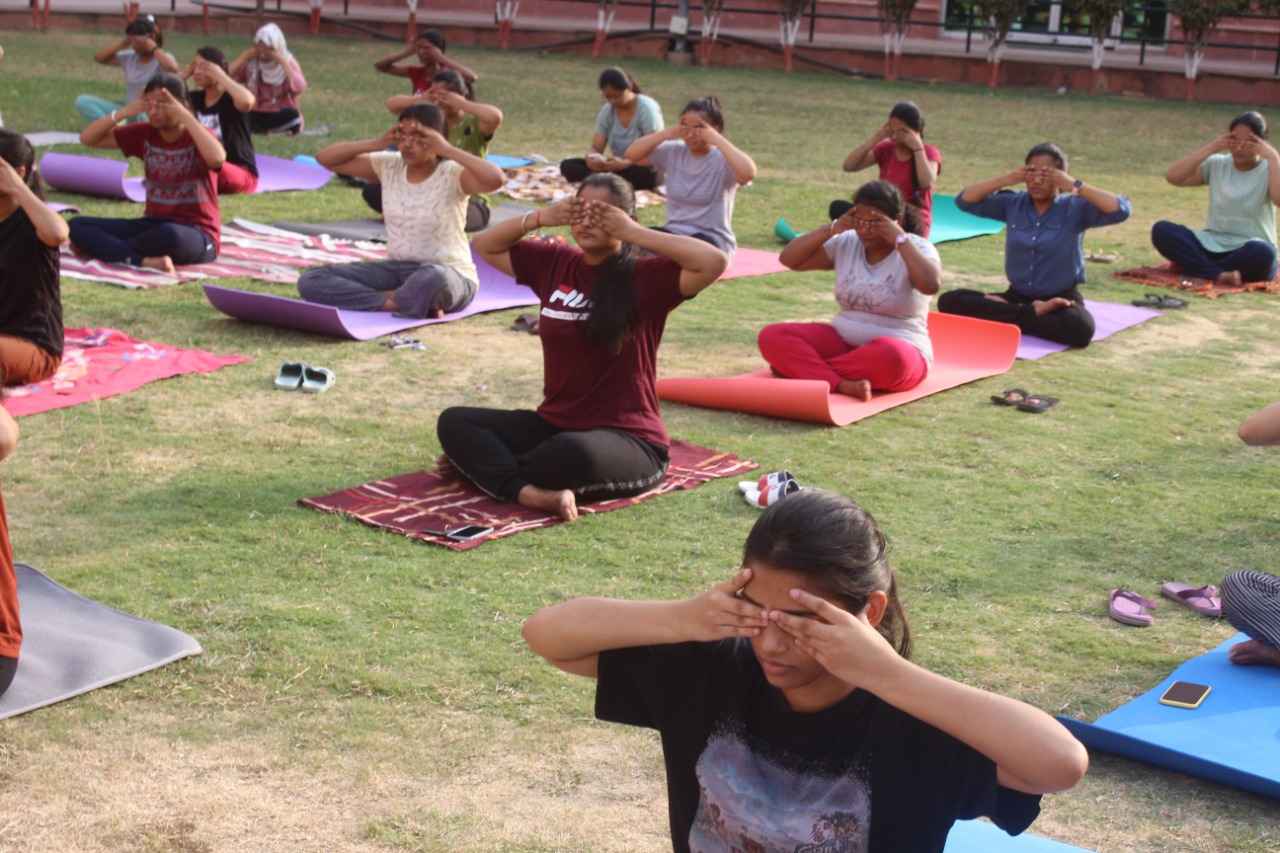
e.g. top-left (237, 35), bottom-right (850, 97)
top-left (0, 27), bottom-right (1278, 852)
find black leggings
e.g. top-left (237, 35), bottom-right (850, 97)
top-left (559, 158), bottom-right (661, 191)
top-left (0, 655), bottom-right (16, 700)
top-left (436, 407), bottom-right (669, 504)
top-left (937, 285), bottom-right (1095, 349)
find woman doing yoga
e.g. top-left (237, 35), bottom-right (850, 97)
top-left (374, 28), bottom-right (477, 100)
top-left (436, 173), bottom-right (729, 521)
top-left (624, 95), bottom-right (756, 260)
top-left (230, 24), bottom-right (307, 135)
top-left (523, 489), bottom-right (1089, 852)
top-left (298, 104), bottom-right (503, 318)
top-left (70, 73), bottom-right (225, 274)
top-left (761, 180), bottom-right (941, 401)
top-left (183, 47), bottom-right (259, 195)
top-left (937, 143), bottom-right (1130, 349)
top-left (834, 101), bottom-right (941, 236)
top-left (559, 67), bottom-right (664, 191)
top-left (1152, 111), bottom-right (1279, 287)
top-left (0, 130), bottom-right (67, 386)
top-left (75, 15), bottom-right (178, 123)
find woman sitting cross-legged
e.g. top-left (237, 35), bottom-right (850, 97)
top-left (760, 180), bottom-right (941, 402)
top-left (229, 24), bottom-right (306, 135)
top-left (624, 95), bottom-right (756, 261)
top-left (69, 73), bottom-right (224, 274)
top-left (559, 67), bottom-right (664, 191)
top-left (297, 104), bottom-right (503, 318)
top-left (435, 173), bottom-right (729, 521)
top-left (1152, 111), bottom-right (1279, 287)
top-left (182, 46), bottom-right (259, 195)
top-left (936, 143), bottom-right (1130, 349)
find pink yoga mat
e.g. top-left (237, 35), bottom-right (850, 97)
top-left (721, 247), bottom-right (788, 280)
top-left (204, 251), bottom-right (537, 340)
top-left (1017, 300), bottom-right (1162, 360)
top-left (40, 152), bottom-right (330, 201)
top-left (1, 327), bottom-right (250, 417)
top-left (657, 313), bottom-right (1019, 426)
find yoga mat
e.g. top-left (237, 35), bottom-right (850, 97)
top-left (487, 154), bottom-right (535, 168)
top-left (1, 327), bottom-right (250, 417)
top-left (1113, 262), bottom-right (1280, 298)
top-left (944, 820), bottom-right (1094, 853)
top-left (203, 250), bottom-right (537, 340)
top-left (26, 131), bottom-right (82, 147)
top-left (657, 313), bottom-right (1018, 426)
top-left (272, 219), bottom-right (388, 242)
top-left (1057, 633), bottom-right (1280, 800)
top-left (0, 563), bottom-right (202, 719)
top-left (40, 152), bottom-right (330, 201)
top-left (47, 201), bottom-right (79, 214)
top-left (1016, 301), bottom-right (1162, 360)
top-left (721, 247), bottom-right (788, 281)
top-left (928, 194), bottom-right (1007, 244)
top-left (300, 440), bottom-right (757, 550)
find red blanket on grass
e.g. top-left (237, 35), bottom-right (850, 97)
top-left (1113, 263), bottom-right (1280, 298)
top-left (2, 327), bottom-right (250, 417)
top-left (300, 440), bottom-right (758, 550)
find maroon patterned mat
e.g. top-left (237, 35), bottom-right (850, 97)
top-left (299, 440), bottom-right (758, 550)
top-left (1112, 263), bottom-right (1280, 298)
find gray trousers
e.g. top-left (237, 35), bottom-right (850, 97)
top-left (1222, 570), bottom-right (1280, 648)
top-left (297, 260), bottom-right (477, 317)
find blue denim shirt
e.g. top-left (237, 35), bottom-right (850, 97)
top-left (957, 190), bottom-right (1132, 298)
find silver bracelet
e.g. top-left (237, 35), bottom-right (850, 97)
top-left (521, 211), bottom-right (534, 233)
top-left (110, 110), bottom-right (118, 123)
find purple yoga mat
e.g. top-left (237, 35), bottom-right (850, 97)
top-left (203, 251), bottom-right (537, 340)
top-left (40, 152), bottom-right (330, 202)
top-left (1016, 300), bottom-right (1162, 360)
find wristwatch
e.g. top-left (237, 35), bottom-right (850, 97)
top-left (1073, 179), bottom-right (1084, 189)
top-left (895, 233), bottom-right (910, 246)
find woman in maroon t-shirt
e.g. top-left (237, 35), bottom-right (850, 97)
top-left (436, 173), bottom-right (728, 521)
top-left (69, 73), bottom-right (225, 274)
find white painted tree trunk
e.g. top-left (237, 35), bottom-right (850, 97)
top-left (496, 0), bottom-right (519, 22)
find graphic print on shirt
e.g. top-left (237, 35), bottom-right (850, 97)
top-left (543, 284), bottom-right (592, 322)
top-left (835, 267), bottom-right (901, 317)
top-left (143, 141), bottom-right (209, 206)
top-left (197, 111), bottom-right (224, 141)
top-left (688, 723), bottom-right (871, 853)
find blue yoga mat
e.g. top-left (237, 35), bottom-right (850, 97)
top-left (1058, 634), bottom-right (1280, 800)
top-left (945, 820), bottom-right (1093, 853)
top-left (487, 154), bottom-right (535, 168)
top-left (928, 194), bottom-right (1006, 244)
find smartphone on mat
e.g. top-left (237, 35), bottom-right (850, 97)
top-left (1159, 681), bottom-right (1211, 709)
top-left (427, 525), bottom-right (493, 542)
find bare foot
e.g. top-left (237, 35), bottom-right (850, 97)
top-left (140, 255), bottom-right (176, 274)
top-left (432, 453), bottom-right (463, 481)
top-left (1216, 270), bottom-right (1243, 288)
top-left (982, 294), bottom-right (1008, 303)
top-left (835, 379), bottom-right (873, 402)
top-left (1227, 638), bottom-right (1280, 668)
top-left (518, 484), bottom-right (578, 521)
top-left (1032, 297), bottom-right (1074, 317)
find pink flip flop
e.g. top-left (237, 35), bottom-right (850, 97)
top-left (1109, 589), bottom-right (1158, 627)
top-left (1161, 583), bottom-right (1221, 617)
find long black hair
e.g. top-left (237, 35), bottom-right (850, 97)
top-left (0, 130), bottom-right (45, 201)
top-left (888, 101), bottom-right (929, 200)
top-left (850, 179), bottom-right (924, 237)
top-left (743, 490), bottom-right (912, 659)
top-left (598, 67), bottom-right (641, 94)
top-left (196, 45), bottom-right (228, 72)
top-left (578, 173), bottom-right (642, 356)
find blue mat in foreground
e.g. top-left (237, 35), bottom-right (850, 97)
top-left (944, 819), bottom-right (1093, 852)
top-left (1057, 634), bottom-right (1280, 800)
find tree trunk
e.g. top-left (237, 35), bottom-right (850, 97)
top-left (1185, 75), bottom-right (1195, 102)
top-left (309, 7), bottom-right (321, 35)
top-left (592, 28), bottom-right (606, 59)
top-left (987, 59), bottom-right (998, 89)
top-left (782, 42), bottom-right (793, 72)
top-left (892, 50), bottom-right (902, 81)
top-left (1089, 66), bottom-right (1099, 95)
top-left (499, 18), bottom-right (512, 51)
top-left (699, 35), bottom-right (710, 67)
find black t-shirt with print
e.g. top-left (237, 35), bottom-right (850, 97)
top-left (189, 89), bottom-right (258, 177)
top-left (596, 638), bottom-right (1042, 853)
top-left (0, 205), bottom-right (62, 357)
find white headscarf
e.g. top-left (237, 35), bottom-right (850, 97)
top-left (249, 23), bottom-right (292, 88)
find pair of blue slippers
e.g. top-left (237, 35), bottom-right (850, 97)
top-left (274, 361), bottom-right (336, 393)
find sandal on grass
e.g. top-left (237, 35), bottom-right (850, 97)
top-left (990, 388), bottom-right (1028, 406)
top-left (1017, 394), bottom-right (1060, 414)
top-left (274, 361), bottom-right (305, 391)
top-left (1132, 293), bottom-right (1189, 309)
top-left (301, 365), bottom-right (336, 394)
top-left (1109, 589), bottom-right (1158, 627)
top-left (1161, 582), bottom-right (1221, 617)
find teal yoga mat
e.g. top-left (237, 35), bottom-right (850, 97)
top-left (928, 194), bottom-right (1006, 244)
top-left (1058, 634), bottom-right (1280, 800)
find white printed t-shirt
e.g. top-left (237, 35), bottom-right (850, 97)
top-left (370, 152), bottom-right (476, 284)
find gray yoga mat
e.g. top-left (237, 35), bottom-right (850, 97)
top-left (272, 203), bottom-right (538, 243)
top-left (0, 563), bottom-right (202, 719)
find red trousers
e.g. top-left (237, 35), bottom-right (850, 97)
top-left (757, 323), bottom-right (928, 392)
top-left (217, 162), bottom-right (259, 195)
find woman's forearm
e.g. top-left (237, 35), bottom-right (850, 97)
top-left (1076, 181), bottom-right (1122, 214)
top-left (16, 180), bottom-right (70, 247)
top-left (1165, 144), bottom-right (1217, 187)
top-left (315, 137), bottom-right (384, 171)
top-left (623, 129), bottom-right (667, 164)
top-left (93, 39), bottom-right (127, 65)
top-left (779, 223), bottom-right (835, 270)
top-left (522, 598), bottom-right (693, 676)
top-left (897, 240), bottom-right (941, 294)
top-left (373, 47), bottom-right (413, 73)
top-left (912, 148), bottom-right (937, 190)
top-left (958, 173), bottom-right (1014, 204)
top-left (449, 144), bottom-right (505, 194)
top-left (841, 135), bottom-right (879, 172)
top-left (717, 137), bottom-right (757, 184)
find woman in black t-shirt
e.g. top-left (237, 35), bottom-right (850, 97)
top-left (182, 46), bottom-right (259, 195)
top-left (0, 130), bottom-right (67, 386)
top-left (523, 490), bottom-right (1089, 852)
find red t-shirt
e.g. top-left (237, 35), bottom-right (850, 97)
top-left (872, 139), bottom-right (941, 236)
top-left (407, 65), bottom-right (432, 97)
top-left (509, 239), bottom-right (687, 448)
top-left (0, 490), bottom-right (21, 659)
top-left (114, 122), bottom-right (222, 251)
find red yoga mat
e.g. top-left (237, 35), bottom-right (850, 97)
top-left (657, 313), bottom-right (1019, 426)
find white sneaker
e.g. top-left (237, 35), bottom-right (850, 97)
top-left (741, 478), bottom-right (800, 509)
top-left (738, 470), bottom-right (795, 495)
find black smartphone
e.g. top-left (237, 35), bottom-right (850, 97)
top-left (427, 524), bottom-right (493, 542)
top-left (1158, 681), bottom-right (1211, 710)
